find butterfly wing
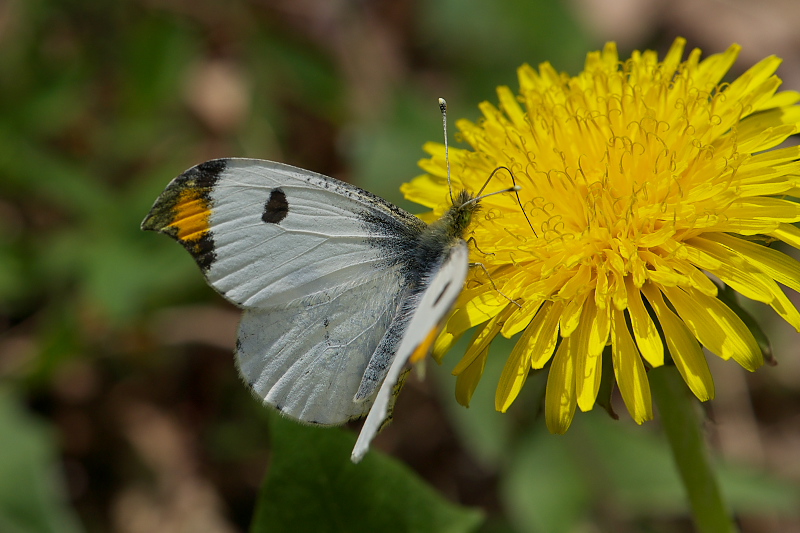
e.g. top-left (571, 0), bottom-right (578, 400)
top-left (142, 158), bottom-right (424, 309)
top-left (235, 273), bottom-right (404, 425)
top-left (351, 241), bottom-right (470, 462)
top-left (142, 158), bottom-right (426, 424)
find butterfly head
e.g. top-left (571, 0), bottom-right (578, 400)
top-left (436, 100), bottom-right (528, 240)
top-left (446, 189), bottom-right (480, 238)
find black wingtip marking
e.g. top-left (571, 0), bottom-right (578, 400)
top-left (262, 188), bottom-right (289, 224)
top-left (141, 158), bottom-right (229, 271)
top-left (191, 235), bottom-right (216, 271)
top-left (193, 159), bottom-right (229, 187)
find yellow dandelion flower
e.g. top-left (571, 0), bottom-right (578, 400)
top-left (403, 38), bottom-right (800, 434)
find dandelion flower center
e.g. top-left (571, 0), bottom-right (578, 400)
top-left (403, 38), bottom-right (800, 433)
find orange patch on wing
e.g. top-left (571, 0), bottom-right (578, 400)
top-left (170, 189), bottom-right (211, 241)
top-left (410, 325), bottom-right (441, 363)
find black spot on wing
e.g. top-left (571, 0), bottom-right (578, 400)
top-left (262, 188), bottom-right (289, 224)
top-left (323, 317), bottom-right (331, 345)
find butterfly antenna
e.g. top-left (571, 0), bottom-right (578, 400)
top-left (439, 98), bottom-right (455, 205)
top-left (465, 185), bottom-right (520, 204)
top-left (471, 166), bottom-right (538, 237)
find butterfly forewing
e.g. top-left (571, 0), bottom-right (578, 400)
top-left (142, 158), bottom-right (425, 309)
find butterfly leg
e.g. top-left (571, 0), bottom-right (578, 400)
top-left (469, 262), bottom-right (522, 309)
top-left (466, 236), bottom-right (494, 257)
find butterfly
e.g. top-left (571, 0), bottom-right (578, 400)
top-left (141, 100), bottom-right (516, 462)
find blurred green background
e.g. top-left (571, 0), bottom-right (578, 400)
top-left (3, 0), bottom-right (800, 531)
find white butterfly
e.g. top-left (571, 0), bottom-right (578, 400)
top-left (142, 156), bottom-right (486, 463)
top-left (142, 98), bottom-right (524, 462)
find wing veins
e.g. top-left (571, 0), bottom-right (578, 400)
top-left (257, 277), bottom-right (401, 416)
top-left (214, 215), bottom-right (408, 243)
top-left (246, 261), bottom-right (402, 309)
top-left (221, 161), bottom-right (425, 231)
top-left (275, 298), bottom-right (395, 411)
top-left (213, 246), bottom-right (402, 306)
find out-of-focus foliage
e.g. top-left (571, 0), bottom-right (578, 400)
top-left (2, 0), bottom-right (800, 532)
top-left (0, 388), bottom-right (83, 533)
top-left (252, 414), bottom-right (482, 533)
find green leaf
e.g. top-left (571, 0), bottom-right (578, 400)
top-left (0, 387), bottom-right (83, 533)
top-left (251, 414), bottom-right (483, 533)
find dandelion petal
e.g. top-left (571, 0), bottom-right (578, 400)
top-left (545, 338), bottom-right (577, 434)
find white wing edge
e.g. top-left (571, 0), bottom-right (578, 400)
top-left (350, 242), bottom-right (469, 463)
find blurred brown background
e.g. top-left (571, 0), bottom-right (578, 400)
top-left (2, 0), bottom-right (800, 532)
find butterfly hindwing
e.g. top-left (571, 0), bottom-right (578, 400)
top-left (236, 271), bottom-right (410, 425)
